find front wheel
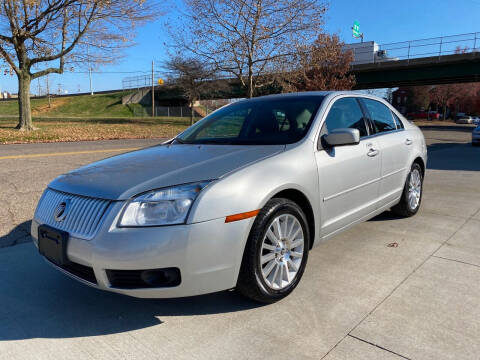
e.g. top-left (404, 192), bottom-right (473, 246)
top-left (391, 162), bottom-right (423, 217)
top-left (236, 198), bottom-right (310, 303)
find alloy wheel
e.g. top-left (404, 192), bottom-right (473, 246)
top-left (259, 214), bottom-right (304, 290)
top-left (408, 168), bottom-right (422, 211)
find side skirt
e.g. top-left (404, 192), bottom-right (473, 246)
top-left (315, 197), bottom-right (402, 245)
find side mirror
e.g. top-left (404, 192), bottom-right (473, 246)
top-left (323, 128), bottom-right (360, 147)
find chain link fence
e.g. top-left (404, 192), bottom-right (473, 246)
top-left (133, 105), bottom-right (216, 120)
top-left (133, 106), bottom-right (190, 117)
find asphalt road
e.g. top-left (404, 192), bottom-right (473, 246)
top-left (0, 128), bottom-right (479, 360)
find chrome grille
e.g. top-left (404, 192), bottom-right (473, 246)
top-left (34, 189), bottom-right (111, 240)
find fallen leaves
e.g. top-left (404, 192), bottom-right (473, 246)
top-left (0, 118), bottom-right (188, 144)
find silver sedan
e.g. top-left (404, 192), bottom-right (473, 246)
top-left (31, 92), bottom-right (427, 303)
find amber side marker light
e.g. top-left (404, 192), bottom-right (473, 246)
top-left (225, 209), bottom-right (260, 223)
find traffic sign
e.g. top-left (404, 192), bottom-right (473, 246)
top-left (352, 20), bottom-right (361, 39)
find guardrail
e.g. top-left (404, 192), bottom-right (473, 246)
top-left (349, 32), bottom-right (480, 64)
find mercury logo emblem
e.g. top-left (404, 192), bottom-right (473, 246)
top-left (54, 199), bottom-right (71, 222)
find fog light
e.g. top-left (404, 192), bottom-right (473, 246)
top-left (140, 268), bottom-right (181, 287)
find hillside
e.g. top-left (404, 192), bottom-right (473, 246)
top-left (0, 92), bottom-right (143, 118)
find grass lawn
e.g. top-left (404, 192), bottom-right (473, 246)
top-left (0, 92), bottom-right (203, 144)
top-left (0, 92), bottom-right (143, 118)
top-left (0, 117), bottom-right (190, 144)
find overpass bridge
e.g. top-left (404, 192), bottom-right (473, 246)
top-left (350, 32), bottom-right (480, 89)
top-left (123, 32), bottom-right (480, 103)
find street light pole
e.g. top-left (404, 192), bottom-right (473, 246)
top-left (151, 60), bottom-right (155, 117)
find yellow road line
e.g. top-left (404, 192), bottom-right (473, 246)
top-left (0, 147), bottom-right (140, 160)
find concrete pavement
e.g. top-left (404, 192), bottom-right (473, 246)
top-left (0, 139), bottom-right (161, 248)
top-left (0, 128), bottom-right (479, 359)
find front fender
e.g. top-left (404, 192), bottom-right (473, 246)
top-left (188, 142), bottom-right (321, 242)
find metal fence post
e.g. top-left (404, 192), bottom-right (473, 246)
top-left (167, 107), bottom-right (170, 118)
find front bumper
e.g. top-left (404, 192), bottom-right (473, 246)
top-left (31, 204), bottom-right (254, 298)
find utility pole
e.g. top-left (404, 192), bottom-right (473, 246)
top-left (151, 60), bottom-right (155, 117)
top-left (46, 74), bottom-right (51, 107)
top-left (87, 43), bottom-right (93, 95)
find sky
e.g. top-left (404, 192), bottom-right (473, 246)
top-left (1, 0), bottom-right (480, 95)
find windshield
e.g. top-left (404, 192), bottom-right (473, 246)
top-left (176, 96), bottom-right (324, 145)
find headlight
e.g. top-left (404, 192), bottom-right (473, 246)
top-left (119, 181), bottom-right (212, 227)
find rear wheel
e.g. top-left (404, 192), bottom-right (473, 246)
top-left (236, 198), bottom-right (310, 303)
top-left (392, 163), bottom-right (423, 217)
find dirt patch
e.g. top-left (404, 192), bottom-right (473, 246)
top-left (32, 98), bottom-right (68, 115)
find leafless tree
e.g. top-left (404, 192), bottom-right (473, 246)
top-left (406, 85), bottom-right (432, 113)
top-left (430, 84), bottom-right (459, 120)
top-left (172, 0), bottom-right (327, 98)
top-left (279, 34), bottom-right (355, 92)
top-left (165, 56), bottom-right (216, 125)
top-left (0, 0), bottom-right (159, 130)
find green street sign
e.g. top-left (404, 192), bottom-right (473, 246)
top-left (352, 20), bottom-right (361, 38)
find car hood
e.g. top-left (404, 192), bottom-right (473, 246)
top-left (49, 143), bottom-right (285, 200)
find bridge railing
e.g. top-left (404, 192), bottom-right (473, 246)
top-left (350, 32), bottom-right (480, 65)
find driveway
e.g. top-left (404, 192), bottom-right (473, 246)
top-left (0, 129), bottom-right (479, 359)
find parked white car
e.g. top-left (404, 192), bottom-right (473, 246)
top-left (457, 116), bottom-right (474, 124)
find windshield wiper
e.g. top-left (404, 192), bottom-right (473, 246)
top-left (174, 138), bottom-right (188, 144)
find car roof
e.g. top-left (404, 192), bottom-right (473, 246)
top-left (237, 91), bottom-right (373, 103)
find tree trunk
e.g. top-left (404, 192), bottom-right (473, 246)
top-left (247, 76), bottom-right (254, 98)
top-left (247, 62), bottom-right (254, 98)
top-left (16, 71), bottom-right (35, 131)
top-left (442, 104), bottom-right (447, 122)
top-left (190, 102), bottom-right (194, 125)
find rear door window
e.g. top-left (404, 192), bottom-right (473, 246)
top-left (362, 98), bottom-right (397, 133)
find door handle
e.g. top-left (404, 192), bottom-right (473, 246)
top-left (367, 148), bottom-right (379, 157)
top-left (405, 138), bottom-right (413, 145)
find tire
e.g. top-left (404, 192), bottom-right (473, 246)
top-left (391, 162), bottom-right (423, 217)
top-left (236, 198), bottom-right (310, 303)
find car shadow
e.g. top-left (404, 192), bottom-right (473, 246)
top-left (368, 210), bottom-right (405, 222)
top-left (0, 234), bottom-right (263, 341)
top-left (0, 220), bottom-right (32, 248)
top-left (427, 142), bottom-right (480, 171)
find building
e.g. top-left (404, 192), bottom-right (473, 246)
top-left (343, 41), bottom-right (398, 65)
top-left (392, 88), bottom-right (410, 114)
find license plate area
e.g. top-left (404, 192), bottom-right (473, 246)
top-left (38, 225), bottom-right (69, 266)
